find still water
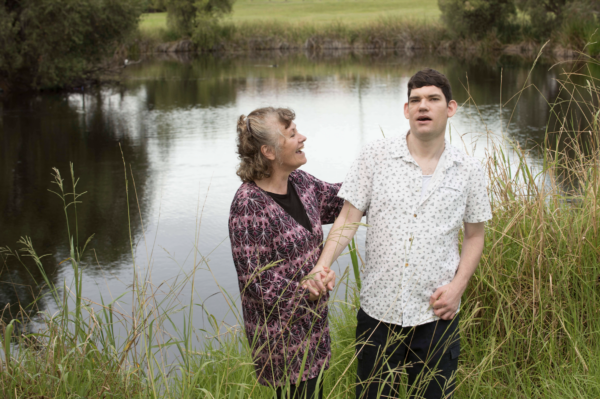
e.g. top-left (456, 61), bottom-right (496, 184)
top-left (0, 51), bottom-right (591, 338)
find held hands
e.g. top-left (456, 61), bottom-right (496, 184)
top-left (302, 265), bottom-right (336, 301)
top-left (429, 282), bottom-right (464, 320)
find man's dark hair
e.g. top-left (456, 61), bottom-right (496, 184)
top-left (407, 68), bottom-right (453, 103)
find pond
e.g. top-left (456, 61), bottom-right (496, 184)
top-left (0, 50), bottom-right (593, 343)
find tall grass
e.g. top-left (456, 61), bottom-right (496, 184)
top-left (185, 17), bottom-right (450, 53)
top-left (1, 57), bottom-right (600, 398)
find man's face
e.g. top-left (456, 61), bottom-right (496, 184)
top-left (404, 85), bottom-right (457, 141)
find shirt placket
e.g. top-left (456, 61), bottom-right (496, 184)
top-left (399, 161), bottom-right (422, 326)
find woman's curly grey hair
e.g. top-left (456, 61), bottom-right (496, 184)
top-left (236, 107), bottom-right (296, 183)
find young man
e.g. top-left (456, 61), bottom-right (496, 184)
top-left (307, 69), bottom-right (492, 398)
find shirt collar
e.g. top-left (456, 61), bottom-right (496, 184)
top-left (391, 130), bottom-right (463, 170)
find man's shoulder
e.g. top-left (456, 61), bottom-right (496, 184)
top-left (360, 136), bottom-right (402, 157)
top-left (447, 144), bottom-right (483, 172)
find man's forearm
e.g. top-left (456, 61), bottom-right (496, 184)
top-left (317, 201), bottom-right (364, 270)
top-left (452, 222), bottom-right (485, 292)
top-left (430, 222), bottom-right (485, 319)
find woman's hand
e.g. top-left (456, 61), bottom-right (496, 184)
top-left (302, 265), bottom-right (336, 300)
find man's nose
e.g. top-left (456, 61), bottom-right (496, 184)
top-left (418, 99), bottom-right (429, 110)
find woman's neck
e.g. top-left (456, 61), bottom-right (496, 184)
top-left (254, 169), bottom-right (291, 194)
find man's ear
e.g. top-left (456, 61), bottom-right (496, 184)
top-left (404, 102), bottom-right (409, 119)
top-left (447, 100), bottom-right (458, 118)
top-left (261, 145), bottom-right (276, 161)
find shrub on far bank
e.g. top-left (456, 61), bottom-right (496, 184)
top-left (145, 0), bottom-right (167, 12)
top-left (0, 0), bottom-right (144, 92)
top-left (514, 0), bottom-right (598, 41)
top-left (166, 0), bottom-right (234, 38)
top-left (438, 0), bottom-right (516, 40)
top-left (558, 0), bottom-right (600, 54)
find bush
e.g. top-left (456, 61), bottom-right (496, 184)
top-left (165, 0), bottom-right (234, 38)
top-left (516, 0), bottom-right (566, 40)
top-left (559, 0), bottom-right (600, 54)
top-left (145, 0), bottom-right (167, 12)
top-left (438, 0), bottom-right (516, 39)
top-left (0, 0), bottom-right (144, 92)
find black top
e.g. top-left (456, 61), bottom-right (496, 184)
top-left (266, 180), bottom-right (313, 233)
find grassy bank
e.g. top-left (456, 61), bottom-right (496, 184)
top-left (140, 0), bottom-right (440, 29)
top-left (2, 59), bottom-right (600, 397)
top-left (135, 0), bottom-right (598, 57)
top-left (137, 8), bottom-right (447, 53)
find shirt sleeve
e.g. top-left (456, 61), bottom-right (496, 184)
top-left (463, 162), bottom-right (492, 223)
top-left (229, 196), bottom-right (308, 308)
top-left (310, 176), bottom-right (344, 225)
top-left (337, 144), bottom-right (374, 213)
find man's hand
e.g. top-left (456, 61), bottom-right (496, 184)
top-left (323, 266), bottom-right (336, 291)
top-left (302, 265), bottom-right (336, 300)
top-left (430, 222), bottom-right (485, 318)
top-left (429, 282), bottom-right (464, 320)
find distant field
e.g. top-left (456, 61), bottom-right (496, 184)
top-left (139, 0), bottom-right (441, 32)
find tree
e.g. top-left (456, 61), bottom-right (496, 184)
top-left (145, 0), bottom-right (167, 12)
top-left (166, 0), bottom-right (234, 38)
top-left (517, 0), bottom-right (600, 40)
top-left (516, 0), bottom-right (567, 39)
top-left (438, 0), bottom-right (517, 39)
top-left (0, 0), bottom-right (143, 92)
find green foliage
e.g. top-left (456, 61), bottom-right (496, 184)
top-left (145, 0), bottom-right (167, 12)
top-left (516, 0), bottom-right (567, 39)
top-left (165, 0), bottom-right (234, 38)
top-left (516, 0), bottom-right (599, 45)
top-left (559, 0), bottom-right (600, 54)
top-left (438, 0), bottom-right (516, 39)
top-left (0, 0), bottom-right (144, 92)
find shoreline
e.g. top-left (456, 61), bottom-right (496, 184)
top-left (126, 37), bottom-right (588, 62)
top-left (119, 37), bottom-right (600, 62)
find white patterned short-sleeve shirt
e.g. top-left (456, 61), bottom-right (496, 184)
top-left (338, 131), bottom-right (492, 327)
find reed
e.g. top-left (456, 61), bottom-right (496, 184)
top-left (1, 56), bottom-right (600, 398)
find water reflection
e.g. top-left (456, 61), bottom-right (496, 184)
top-left (0, 90), bottom-right (151, 323)
top-left (0, 50), bottom-right (597, 333)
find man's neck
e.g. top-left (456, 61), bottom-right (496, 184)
top-left (406, 131), bottom-right (445, 160)
top-left (255, 168), bottom-right (291, 194)
top-left (406, 131), bottom-right (446, 175)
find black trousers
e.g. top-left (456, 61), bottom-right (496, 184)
top-left (275, 376), bottom-right (323, 399)
top-left (355, 308), bottom-right (460, 399)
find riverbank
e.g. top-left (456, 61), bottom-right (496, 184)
top-left (2, 60), bottom-right (600, 397)
top-left (132, 9), bottom-right (598, 60)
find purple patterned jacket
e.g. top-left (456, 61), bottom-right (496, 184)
top-left (228, 169), bottom-right (344, 387)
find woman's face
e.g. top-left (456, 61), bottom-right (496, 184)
top-left (275, 121), bottom-right (307, 172)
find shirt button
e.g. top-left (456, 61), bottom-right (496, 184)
top-left (409, 237), bottom-right (413, 242)
top-left (413, 214), bottom-right (417, 217)
top-left (405, 263), bottom-right (409, 267)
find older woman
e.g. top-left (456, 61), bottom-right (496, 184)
top-left (228, 107), bottom-right (344, 398)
